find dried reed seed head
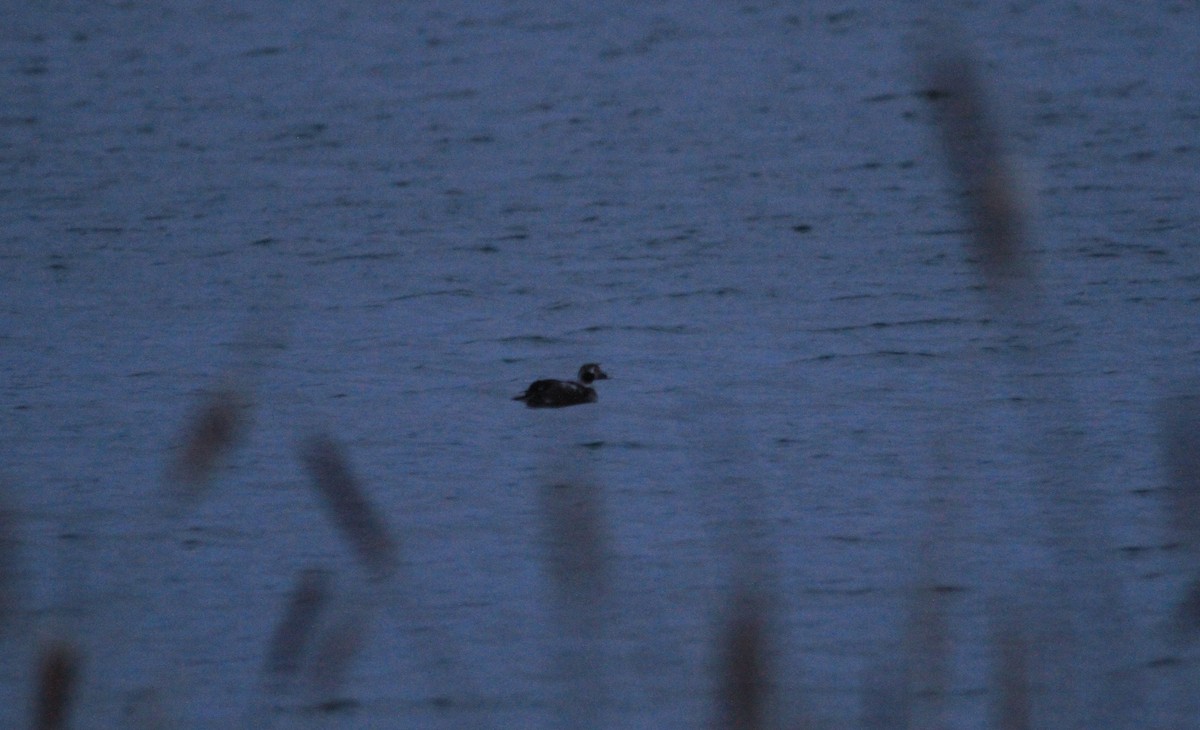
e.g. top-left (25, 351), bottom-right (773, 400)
top-left (923, 45), bottom-right (1030, 283)
top-left (169, 387), bottom-right (249, 492)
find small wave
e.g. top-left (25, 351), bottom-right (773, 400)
top-left (808, 350), bottom-right (942, 362)
top-left (570, 324), bottom-right (693, 335)
top-left (495, 334), bottom-right (561, 345)
top-left (807, 317), bottom-right (982, 334)
top-left (388, 288), bottom-right (474, 302)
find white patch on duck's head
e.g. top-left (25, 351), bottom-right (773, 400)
top-left (578, 363), bottom-right (609, 384)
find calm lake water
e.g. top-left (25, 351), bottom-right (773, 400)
top-left (2, 1), bottom-right (1198, 727)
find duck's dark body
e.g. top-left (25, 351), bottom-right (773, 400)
top-left (514, 379), bottom-right (598, 408)
top-left (514, 363), bottom-right (609, 408)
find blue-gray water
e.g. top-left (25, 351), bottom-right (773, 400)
top-left (2, 1), bottom-right (1198, 728)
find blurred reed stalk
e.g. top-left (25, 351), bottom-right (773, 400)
top-left (292, 434), bottom-right (397, 712)
top-left (164, 383), bottom-right (251, 505)
top-left (679, 403), bottom-right (792, 726)
top-left (1159, 392), bottom-right (1200, 720)
top-left (903, 479), bottom-right (958, 730)
top-left (305, 609), bottom-right (369, 709)
top-left (162, 310), bottom-right (285, 508)
top-left (538, 481), bottom-right (609, 606)
top-left (263, 568), bottom-right (334, 683)
top-left (921, 31), bottom-right (1137, 728)
top-left (120, 687), bottom-right (174, 730)
top-left (860, 646), bottom-right (908, 730)
top-left (922, 40), bottom-right (1031, 296)
top-left (300, 434), bottom-right (400, 582)
top-left (0, 485), bottom-right (16, 633)
top-left (1161, 393), bottom-right (1200, 631)
top-left (990, 603), bottom-right (1032, 730)
top-left (298, 432), bottom-right (475, 719)
top-left (862, 454), bottom-right (962, 730)
top-left (537, 479), bottom-right (611, 730)
top-left (249, 566), bottom-right (372, 725)
top-left (714, 588), bottom-right (768, 730)
top-left (250, 569), bottom-right (384, 722)
top-left (33, 639), bottom-right (80, 730)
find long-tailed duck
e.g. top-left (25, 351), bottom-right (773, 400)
top-left (513, 363), bottom-right (609, 408)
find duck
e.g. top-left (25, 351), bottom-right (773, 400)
top-left (513, 363), bottom-right (609, 408)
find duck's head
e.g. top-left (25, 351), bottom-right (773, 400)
top-left (578, 363), bottom-right (609, 384)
